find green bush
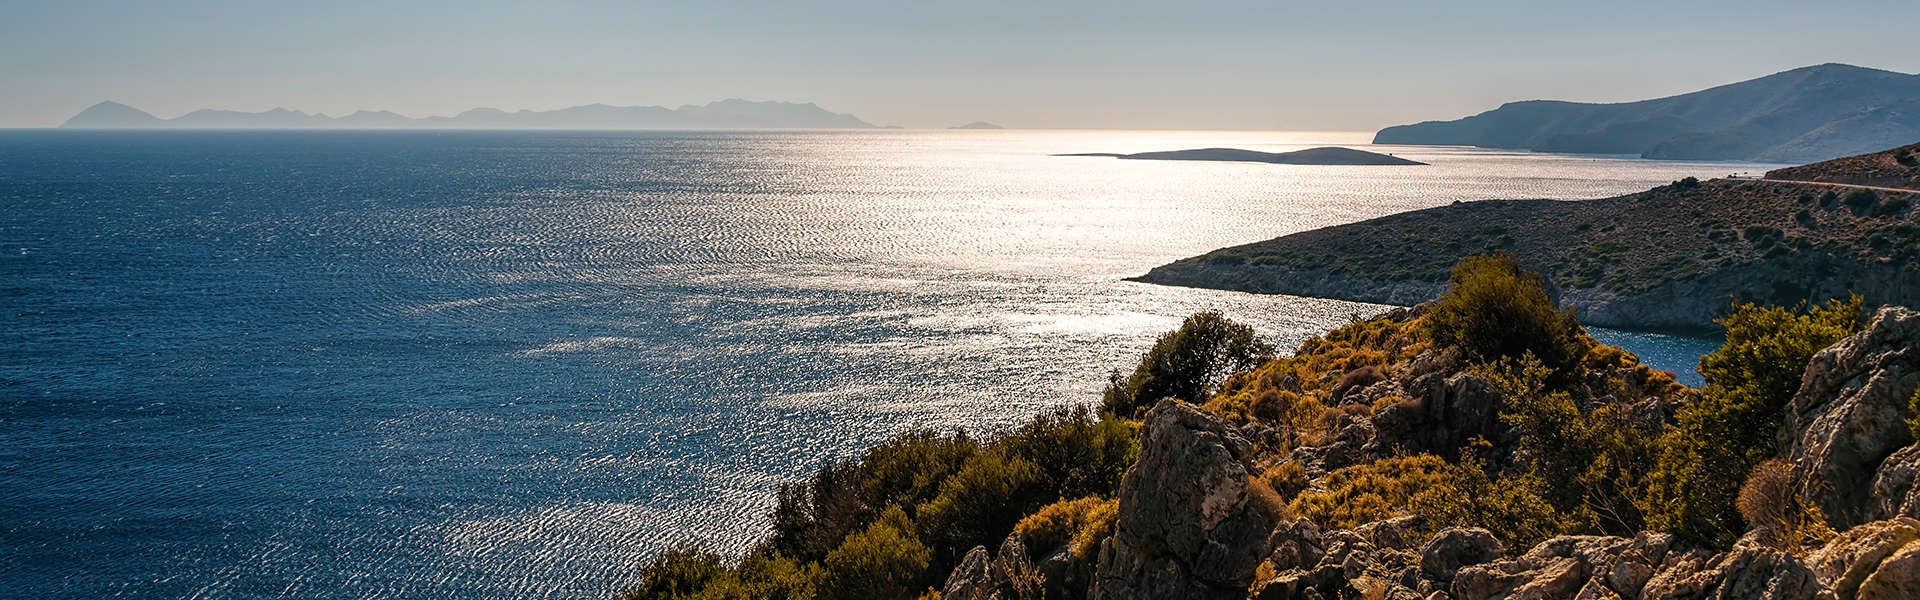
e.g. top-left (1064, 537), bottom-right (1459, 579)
top-left (1876, 196), bottom-right (1911, 217)
top-left (1646, 297), bottom-right (1863, 548)
top-left (1421, 254), bottom-right (1586, 375)
top-left (622, 544), bottom-right (729, 599)
top-left (1103, 311), bottom-right (1274, 416)
top-left (1845, 189), bottom-right (1881, 216)
top-left (1474, 353), bottom-right (1656, 535)
top-left (820, 505), bottom-right (932, 600)
top-left (998, 405), bottom-right (1137, 502)
top-left (914, 449), bottom-right (1046, 569)
top-left (1410, 458), bottom-right (1568, 552)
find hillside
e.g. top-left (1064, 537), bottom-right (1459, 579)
top-left (1766, 141), bottom-right (1920, 191)
top-left (1134, 177), bottom-right (1920, 330)
top-left (56, 99), bottom-right (876, 130)
top-left (1372, 64), bottom-right (1920, 163)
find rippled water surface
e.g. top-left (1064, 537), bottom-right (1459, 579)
top-left (1, 130), bottom-right (1765, 598)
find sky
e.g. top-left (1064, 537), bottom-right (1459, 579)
top-left (3, 0), bottom-right (1918, 130)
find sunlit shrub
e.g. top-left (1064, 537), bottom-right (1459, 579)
top-left (1102, 311), bottom-right (1274, 416)
top-left (1422, 253), bottom-right (1586, 375)
top-left (1013, 496), bottom-right (1117, 557)
top-left (1289, 454), bottom-right (1451, 530)
top-left (1260, 460), bottom-right (1310, 501)
top-left (1409, 457), bottom-right (1568, 552)
top-left (820, 505), bottom-right (932, 600)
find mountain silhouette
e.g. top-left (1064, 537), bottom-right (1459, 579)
top-left (59, 99), bottom-right (877, 130)
top-left (1373, 63), bottom-right (1920, 163)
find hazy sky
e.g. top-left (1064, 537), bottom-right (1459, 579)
top-left (3, 0), bottom-right (1918, 129)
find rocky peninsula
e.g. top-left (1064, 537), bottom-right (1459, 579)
top-left (1058, 147), bottom-right (1426, 166)
top-left (1134, 143), bottom-right (1920, 331)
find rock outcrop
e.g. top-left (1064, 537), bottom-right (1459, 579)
top-left (1782, 306), bottom-right (1920, 527)
top-left (1094, 400), bottom-right (1284, 599)
top-left (942, 532), bottom-right (1045, 600)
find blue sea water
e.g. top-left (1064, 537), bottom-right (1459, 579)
top-left (0, 130), bottom-right (1755, 598)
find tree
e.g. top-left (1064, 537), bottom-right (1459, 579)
top-left (1102, 311), bottom-right (1273, 416)
top-left (1421, 253), bottom-right (1586, 375)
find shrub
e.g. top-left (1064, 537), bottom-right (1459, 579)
top-left (820, 505), bottom-right (932, 600)
top-left (622, 544), bottom-right (729, 600)
top-left (1103, 311), bottom-right (1274, 416)
top-left (1409, 458), bottom-right (1568, 552)
top-left (1068, 501), bottom-right (1118, 560)
top-left (1422, 254), bottom-right (1586, 375)
top-left (1260, 460), bottom-right (1310, 500)
top-left (1844, 189), bottom-right (1881, 216)
top-left (1290, 454), bottom-right (1451, 530)
top-left (1736, 459), bottom-right (1836, 553)
top-left (1818, 190), bottom-right (1839, 209)
top-left (1013, 496), bottom-right (1116, 557)
top-left (1646, 297), bottom-right (1863, 548)
top-left (1474, 353), bottom-right (1655, 535)
top-left (999, 405), bottom-right (1137, 502)
top-left (1909, 389), bottom-right (1920, 443)
top-left (1876, 196), bottom-right (1911, 217)
top-left (914, 449), bottom-right (1046, 566)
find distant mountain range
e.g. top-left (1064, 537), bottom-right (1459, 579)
top-left (58, 99), bottom-right (876, 130)
top-left (1374, 63), bottom-right (1920, 163)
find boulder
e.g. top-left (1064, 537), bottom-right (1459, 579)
top-left (1781, 306), bottom-right (1920, 527)
top-left (1806, 518), bottom-right (1920, 598)
top-left (940, 533), bottom-right (1045, 600)
top-left (1421, 528), bottom-right (1503, 583)
top-left (1641, 545), bottom-right (1831, 600)
top-left (1094, 400), bottom-right (1283, 600)
top-left (944, 545), bottom-right (996, 600)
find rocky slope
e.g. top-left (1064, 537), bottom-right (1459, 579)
top-left (938, 306), bottom-right (1920, 600)
top-left (1372, 64), bottom-right (1920, 163)
top-left (1135, 176), bottom-right (1920, 331)
top-left (1766, 142), bottom-right (1920, 191)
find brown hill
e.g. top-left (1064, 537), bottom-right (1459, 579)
top-left (1135, 177), bottom-right (1920, 330)
top-left (1765, 140), bottom-right (1920, 191)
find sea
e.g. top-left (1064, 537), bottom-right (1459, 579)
top-left (0, 130), bottom-right (1777, 598)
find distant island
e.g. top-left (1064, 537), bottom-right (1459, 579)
top-left (949, 121), bottom-right (1005, 129)
top-left (1057, 146), bottom-right (1426, 165)
top-left (57, 99), bottom-right (877, 130)
top-left (1373, 63), bottom-right (1920, 163)
top-left (1134, 141), bottom-right (1920, 330)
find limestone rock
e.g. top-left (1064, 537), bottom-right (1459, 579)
top-left (1421, 528), bottom-right (1503, 583)
top-left (1781, 306), bottom-right (1920, 527)
top-left (1094, 399), bottom-right (1282, 600)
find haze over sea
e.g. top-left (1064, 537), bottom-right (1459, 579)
top-left (1, 130), bottom-right (1772, 599)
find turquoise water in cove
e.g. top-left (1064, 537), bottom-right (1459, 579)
top-left (0, 130), bottom-right (1758, 598)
